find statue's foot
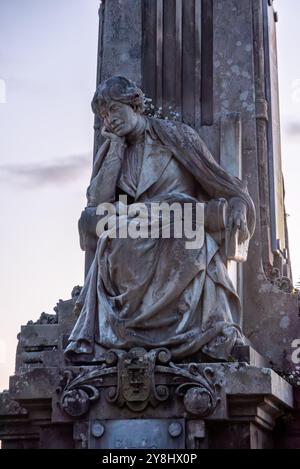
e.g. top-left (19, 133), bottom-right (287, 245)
top-left (64, 340), bottom-right (108, 364)
top-left (202, 324), bottom-right (242, 361)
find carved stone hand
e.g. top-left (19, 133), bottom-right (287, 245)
top-left (227, 198), bottom-right (249, 244)
top-left (101, 125), bottom-right (126, 146)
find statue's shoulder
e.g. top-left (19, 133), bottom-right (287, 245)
top-left (147, 116), bottom-right (198, 141)
top-left (147, 116), bottom-right (216, 164)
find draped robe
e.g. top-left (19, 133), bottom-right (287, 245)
top-left (65, 117), bottom-right (255, 361)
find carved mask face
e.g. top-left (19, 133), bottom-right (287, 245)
top-left (99, 101), bottom-right (139, 137)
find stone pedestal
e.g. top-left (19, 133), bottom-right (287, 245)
top-left (0, 296), bottom-right (294, 449)
top-left (274, 389), bottom-right (300, 449)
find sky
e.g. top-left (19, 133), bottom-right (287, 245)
top-left (0, 0), bottom-right (299, 391)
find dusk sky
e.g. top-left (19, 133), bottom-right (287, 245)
top-left (0, 0), bottom-right (300, 391)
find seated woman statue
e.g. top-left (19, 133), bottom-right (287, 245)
top-left (65, 76), bottom-right (255, 362)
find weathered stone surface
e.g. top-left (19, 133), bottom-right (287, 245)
top-left (99, 0), bottom-right (143, 84)
top-left (274, 388), bottom-right (300, 449)
top-left (19, 324), bottom-right (59, 350)
top-left (244, 281), bottom-right (299, 369)
top-left (88, 419), bottom-right (186, 449)
top-left (0, 392), bottom-right (27, 417)
top-left (9, 368), bottom-right (58, 401)
top-left (0, 353), bottom-right (293, 448)
top-left (230, 345), bottom-right (269, 368)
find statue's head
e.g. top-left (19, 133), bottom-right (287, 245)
top-left (91, 76), bottom-right (145, 137)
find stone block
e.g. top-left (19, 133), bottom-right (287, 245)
top-left (19, 324), bottom-right (59, 350)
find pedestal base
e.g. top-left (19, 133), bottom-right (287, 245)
top-left (0, 296), bottom-right (295, 449)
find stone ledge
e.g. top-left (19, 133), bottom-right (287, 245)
top-left (0, 360), bottom-right (294, 449)
top-left (3, 361), bottom-right (293, 419)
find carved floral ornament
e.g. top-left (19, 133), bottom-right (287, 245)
top-left (57, 347), bottom-right (221, 418)
top-left (265, 266), bottom-right (294, 294)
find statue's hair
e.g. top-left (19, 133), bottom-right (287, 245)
top-left (91, 76), bottom-right (145, 115)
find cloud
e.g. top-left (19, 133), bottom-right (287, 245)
top-left (0, 152), bottom-right (92, 188)
top-left (285, 121), bottom-right (300, 137)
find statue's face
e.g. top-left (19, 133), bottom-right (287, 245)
top-left (99, 100), bottom-right (139, 137)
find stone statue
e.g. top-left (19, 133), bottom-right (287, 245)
top-left (65, 76), bottom-right (255, 362)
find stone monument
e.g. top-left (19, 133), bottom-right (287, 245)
top-left (0, 0), bottom-right (299, 449)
